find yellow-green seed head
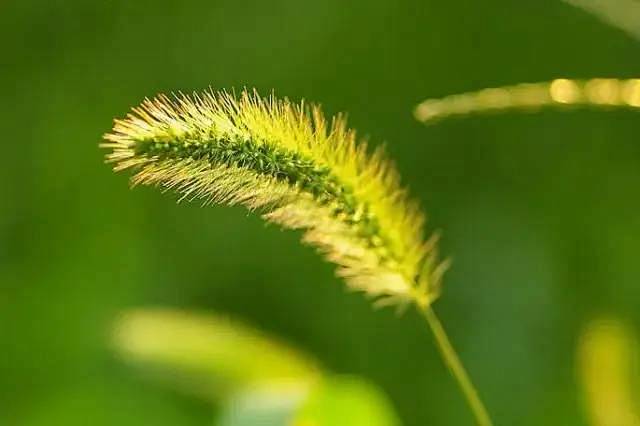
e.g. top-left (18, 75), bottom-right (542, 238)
top-left (102, 89), bottom-right (447, 308)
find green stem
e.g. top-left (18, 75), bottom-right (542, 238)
top-left (419, 305), bottom-right (493, 426)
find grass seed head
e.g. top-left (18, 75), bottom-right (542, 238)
top-left (103, 89), bottom-right (446, 309)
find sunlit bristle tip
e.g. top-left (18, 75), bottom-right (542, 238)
top-left (414, 78), bottom-right (640, 123)
top-left (103, 88), bottom-right (445, 309)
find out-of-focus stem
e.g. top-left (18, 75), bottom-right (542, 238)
top-left (419, 305), bottom-right (493, 426)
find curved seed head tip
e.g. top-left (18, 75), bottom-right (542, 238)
top-left (102, 88), bottom-right (445, 308)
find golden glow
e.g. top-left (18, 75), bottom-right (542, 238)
top-left (622, 79), bottom-right (640, 107)
top-left (415, 78), bottom-right (640, 123)
top-left (585, 79), bottom-right (621, 105)
top-left (475, 87), bottom-right (512, 109)
top-left (549, 78), bottom-right (581, 104)
top-left (578, 318), bottom-right (640, 426)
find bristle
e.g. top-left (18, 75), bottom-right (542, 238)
top-left (103, 89), bottom-right (442, 308)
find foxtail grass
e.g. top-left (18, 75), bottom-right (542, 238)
top-left (102, 88), bottom-right (491, 425)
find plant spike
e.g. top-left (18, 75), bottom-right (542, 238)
top-left (102, 88), bottom-right (491, 425)
top-left (103, 89), bottom-right (444, 309)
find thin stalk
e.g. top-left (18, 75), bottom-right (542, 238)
top-left (419, 305), bottom-right (493, 426)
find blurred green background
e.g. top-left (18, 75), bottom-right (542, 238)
top-left (2, 0), bottom-right (640, 425)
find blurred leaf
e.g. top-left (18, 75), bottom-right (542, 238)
top-left (217, 387), bottom-right (308, 426)
top-left (112, 309), bottom-right (401, 426)
top-left (292, 376), bottom-right (401, 426)
top-left (578, 317), bottom-right (640, 426)
top-left (217, 376), bottom-right (400, 426)
top-left (564, 0), bottom-right (640, 41)
top-left (111, 308), bottom-right (321, 400)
